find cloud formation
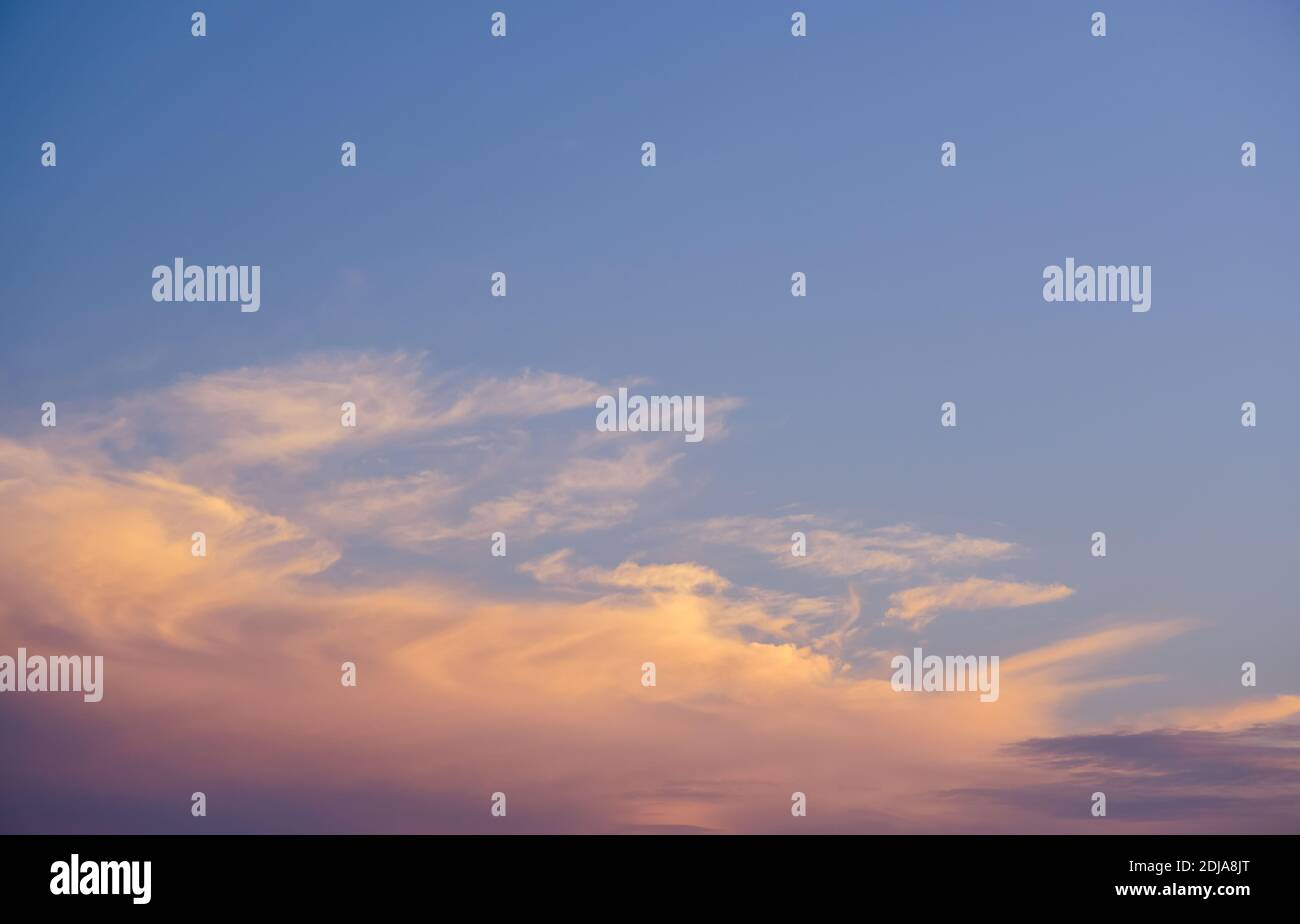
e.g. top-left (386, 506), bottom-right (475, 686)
top-left (698, 516), bottom-right (1018, 577)
top-left (1, 352), bottom-right (1294, 833)
top-left (885, 577), bottom-right (1075, 628)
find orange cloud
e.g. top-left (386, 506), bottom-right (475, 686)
top-left (2, 353), bottom-right (1292, 834)
top-left (886, 577), bottom-right (1074, 627)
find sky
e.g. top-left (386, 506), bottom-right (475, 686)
top-left (1, 1), bottom-right (1298, 833)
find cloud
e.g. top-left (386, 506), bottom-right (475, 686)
top-left (1003, 620), bottom-right (1189, 677)
top-left (1141, 694), bottom-right (1300, 733)
top-left (0, 421), bottom-right (1020, 831)
top-left (1, 351), bottom-right (1293, 834)
top-left (427, 370), bottom-right (605, 429)
top-left (0, 437), bottom-right (337, 649)
top-left (520, 549), bottom-right (729, 594)
top-left (886, 577), bottom-right (1074, 628)
top-left (698, 517), bottom-right (1017, 577)
top-left (33, 352), bottom-right (746, 552)
top-left (102, 352), bottom-right (437, 468)
top-left (945, 723), bottom-right (1300, 833)
top-left (308, 440), bottom-right (673, 547)
top-left (73, 353), bottom-right (610, 478)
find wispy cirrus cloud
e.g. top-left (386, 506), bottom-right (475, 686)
top-left (697, 516), bottom-right (1018, 577)
top-left (885, 577), bottom-right (1075, 628)
top-left (33, 352), bottom-right (746, 552)
top-left (520, 549), bottom-right (728, 594)
top-left (1137, 694), bottom-right (1300, 733)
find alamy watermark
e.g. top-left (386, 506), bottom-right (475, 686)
top-left (152, 258), bottom-right (261, 313)
top-left (595, 387), bottom-right (703, 443)
top-left (1043, 258), bottom-right (1151, 312)
top-left (0, 648), bottom-right (103, 702)
top-left (890, 647), bottom-right (999, 703)
top-left (50, 854), bottom-right (150, 904)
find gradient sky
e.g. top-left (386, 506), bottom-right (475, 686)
top-left (2, 1), bottom-right (1298, 833)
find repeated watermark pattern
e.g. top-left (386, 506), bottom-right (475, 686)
top-left (2, 5), bottom-right (1294, 846)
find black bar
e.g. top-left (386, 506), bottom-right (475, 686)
top-left (0, 834), bottom-right (1289, 911)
